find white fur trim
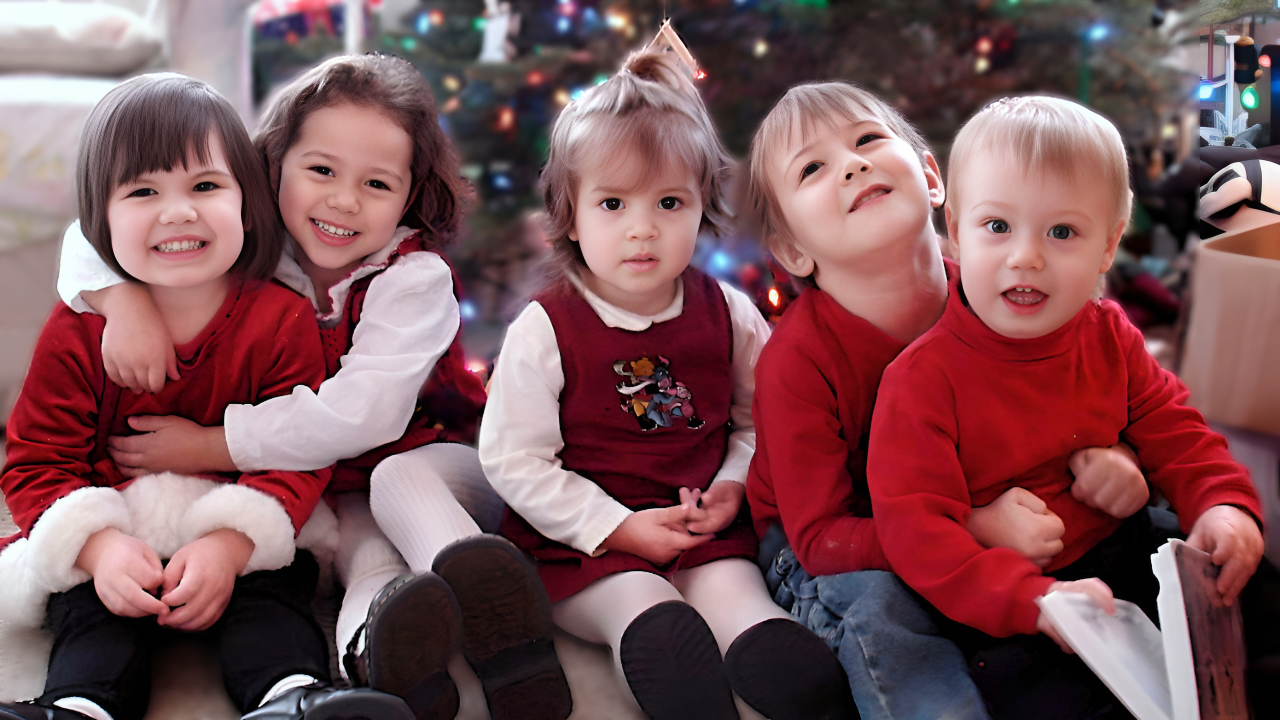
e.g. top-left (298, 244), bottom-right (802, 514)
top-left (181, 484), bottom-right (296, 574)
top-left (0, 618), bottom-right (52, 702)
top-left (27, 486), bottom-right (132, 593)
top-left (296, 501), bottom-right (338, 594)
top-left (120, 473), bottom-right (222, 559)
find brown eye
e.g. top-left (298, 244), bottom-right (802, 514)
top-left (985, 219), bottom-right (1010, 234)
top-left (601, 198), bottom-right (623, 211)
top-left (856, 133), bottom-right (883, 146)
top-left (658, 197), bottom-right (681, 210)
top-left (801, 162), bottom-right (822, 179)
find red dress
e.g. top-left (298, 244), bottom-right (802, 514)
top-left (320, 235), bottom-right (487, 493)
top-left (501, 268), bottom-right (759, 602)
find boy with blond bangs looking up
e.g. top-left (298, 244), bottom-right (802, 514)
top-left (744, 83), bottom-right (1150, 719)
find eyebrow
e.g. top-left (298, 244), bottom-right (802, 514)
top-left (299, 149), bottom-right (406, 184)
top-left (784, 118), bottom-right (882, 169)
top-left (588, 184), bottom-right (694, 195)
top-left (969, 200), bottom-right (1094, 221)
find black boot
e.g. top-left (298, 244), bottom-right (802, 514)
top-left (432, 535), bottom-right (571, 720)
top-left (619, 601), bottom-right (739, 720)
top-left (725, 618), bottom-right (858, 720)
top-left (342, 573), bottom-right (462, 720)
top-left (241, 685), bottom-right (414, 720)
top-left (0, 702), bottom-right (93, 720)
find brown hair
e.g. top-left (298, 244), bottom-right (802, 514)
top-left (746, 82), bottom-right (931, 284)
top-left (948, 95), bottom-right (1132, 229)
top-left (539, 49), bottom-right (733, 279)
top-left (255, 52), bottom-right (470, 250)
top-left (76, 73), bottom-right (282, 281)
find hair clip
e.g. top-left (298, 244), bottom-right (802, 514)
top-left (646, 19), bottom-right (699, 76)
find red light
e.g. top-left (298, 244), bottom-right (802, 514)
top-left (767, 288), bottom-right (780, 308)
top-left (975, 36), bottom-right (993, 55)
top-left (496, 106), bottom-right (515, 131)
top-left (1262, 54), bottom-right (1273, 68)
top-left (428, 10), bottom-right (444, 25)
top-left (527, 70), bottom-right (544, 85)
top-left (695, 69), bottom-right (707, 80)
top-left (466, 360), bottom-right (487, 374)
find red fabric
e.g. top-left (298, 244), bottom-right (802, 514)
top-left (501, 267), bottom-right (757, 602)
top-left (320, 236), bottom-right (486, 493)
top-left (867, 274), bottom-right (1263, 638)
top-left (747, 259), bottom-right (959, 576)
top-left (2, 280), bottom-right (330, 536)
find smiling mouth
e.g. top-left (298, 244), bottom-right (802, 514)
top-left (1003, 286), bottom-right (1047, 305)
top-left (312, 219), bottom-right (358, 238)
top-left (849, 188), bottom-right (890, 212)
top-left (153, 239), bottom-right (206, 253)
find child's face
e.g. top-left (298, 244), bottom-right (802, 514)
top-left (770, 117), bottom-right (943, 278)
top-left (107, 132), bottom-right (244, 289)
top-left (277, 103), bottom-right (413, 276)
top-left (947, 152), bottom-right (1123, 339)
top-left (569, 149), bottom-right (702, 315)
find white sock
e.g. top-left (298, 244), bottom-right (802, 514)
top-left (333, 492), bottom-right (410, 674)
top-left (369, 445), bottom-right (485, 572)
top-left (53, 697), bottom-right (112, 720)
top-left (259, 674), bottom-right (320, 705)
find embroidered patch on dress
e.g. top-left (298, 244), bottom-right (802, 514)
top-left (613, 355), bottom-right (704, 431)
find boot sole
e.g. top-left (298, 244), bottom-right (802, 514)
top-left (365, 573), bottom-right (462, 720)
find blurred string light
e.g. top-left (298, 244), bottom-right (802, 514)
top-left (1242, 86), bottom-right (1260, 110)
top-left (1087, 24), bottom-right (1108, 41)
top-left (558, 1), bottom-right (575, 16)
top-left (473, 17), bottom-right (486, 30)
top-left (443, 75), bottom-right (461, 92)
top-left (401, 37), bottom-right (417, 51)
top-left (605, 11), bottom-right (627, 29)
top-left (570, 87), bottom-right (585, 101)
top-left (416, 13), bottom-right (430, 33)
top-left (496, 106), bottom-right (515, 131)
top-left (975, 56), bottom-right (991, 73)
top-left (527, 70), bottom-right (544, 86)
top-left (753, 38), bottom-right (768, 57)
top-left (975, 36), bottom-right (993, 55)
top-left (460, 300), bottom-right (478, 320)
top-left (594, 73), bottom-right (608, 85)
top-left (709, 250), bottom-right (733, 274)
top-left (767, 287), bottom-right (781, 308)
top-left (492, 173), bottom-right (512, 191)
top-left (428, 10), bottom-right (443, 25)
top-left (1261, 54), bottom-right (1272, 68)
top-left (554, 88), bottom-right (571, 104)
top-left (556, 16), bottom-right (571, 33)
top-left (695, 69), bottom-right (706, 80)
top-left (1198, 84), bottom-right (1214, 100)
top-left (466, 359), bottom-right (487, 374)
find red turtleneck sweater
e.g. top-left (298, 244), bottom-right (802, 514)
top-left (867, 277), bottom-right (1261, 638)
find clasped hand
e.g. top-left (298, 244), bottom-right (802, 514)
top-left (76, 527), bottom-right (255, 631)
top-left (600, 482), bottom-right (744, 565)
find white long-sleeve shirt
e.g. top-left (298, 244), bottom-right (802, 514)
top-left (479, 273), bottom-right (770, 556)
top-left (57, 222), bottom-right (458, 471)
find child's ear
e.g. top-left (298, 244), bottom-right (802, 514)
top-left (944, 203), bottom-right (961, 262)
top-left (922, 153), bottom-right (945, 208)
top-left (771, 239), bottom-right (816, 278)
top-left (1098, 218), bottom-right (1126, 273)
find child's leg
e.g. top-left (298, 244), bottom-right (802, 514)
top-left (675, 558), bottom-right (857, 720)
top-left (38, 582), bottom-right (154, 720)
top-left (216, 551), bottom-right (331, 712)
top-left (369, 444), bottom-right (494, 570)
top-left (553, 571), bottom-right (737, 720)
top-left (333, 492), bottom-right (410, 671)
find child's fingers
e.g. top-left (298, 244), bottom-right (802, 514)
top-left (116, 582), bottom-right (169, 618)
top-left (1012, 488), bottom-right (1048, 514)
top-left (166, 352), bottom-right (181, 382)
top-left (1072, 579), bottom-right (1116, 616)
top-left (126, 415), bottom-right (169, 432)
top-left (145, 364), bottom-right (166, 394)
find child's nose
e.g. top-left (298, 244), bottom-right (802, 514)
top-left (626, 209), bottom-right (659, 240)
top-left (159, 199), bottom-right (198, 224)
top-left (841, 155), bottom-right (871, 182)
top-left (1007, 234), bottom-right (1045, 270)
top-left (327, 185), bottom-right (360, 213)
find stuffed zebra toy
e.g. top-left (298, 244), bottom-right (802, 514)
top-left (1199, 158), bottom-right (1280, 238)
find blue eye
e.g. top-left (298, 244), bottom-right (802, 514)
top-left (985, 219), bottom-right (1010, 234)
top-left (601, 198), bottom-right (623, 211)
top-left (658, 197), bottom-right (681, 210)
top-left (801, 162), bottom-right (823, 179)
top-left (1049, 225), bottom-right (1073, 240)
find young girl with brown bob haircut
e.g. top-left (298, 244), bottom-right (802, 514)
top-left (479, 49), bottom-right (856, 720)
top-left (56, 55), bottom-right (569, 720)
top-left (0, 72), bottom-right (416, 720)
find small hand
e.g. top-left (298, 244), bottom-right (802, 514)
top-left (159, 528), bottom-right (255, 631)
top-left (680, 481), bottom-right (744, 535)
top-left (1036, 578), bottom-right (1116, 654)
top-left (1185, 505), bottom-right (1264, 606)
top-left (600, 505), bottom-right (711, 565)
top-left (968, 487), bottom-right (1065, 567)
top-left (87, 283), bottom-right (180, 394)
top-left (1069, 443), bottom-right (1149, 519)
top-left (108, 416), bottom-right (234, 477)
top-left (75, 527), bottom-right (169, 619)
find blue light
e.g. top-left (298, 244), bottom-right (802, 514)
top-left (460, 300), bottom-right (477, 321)
top-left (709, 250), bottom-right (733, 274)
top-left (1198, 84), bottom-right (1214, 100)
top-left (416, 13), bottom-right (430, 34)
top-left (570, 87), bottom-right (585, 101)
top-left (492, 173), bottom-right (512, 191)
top-left (1087, 24), bottom-right (1108, 42)
top-left (556, 16), bottom-right (571, 33)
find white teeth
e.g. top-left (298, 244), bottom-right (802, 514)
top-left (154, 239), bottom-right (204, 253)
top-left (314, 219), bottom-right (356, 237)
top-left (852, 188), bottom-right (888, 210)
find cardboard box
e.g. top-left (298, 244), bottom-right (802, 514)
top-left (1180, 225), bottom-right (1280, 436)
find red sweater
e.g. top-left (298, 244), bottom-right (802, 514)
top-left (3, 280), bottom-right (330, 536)
top-left (747, 287), bottom-right (907, 575)
top-left (867, 277), bottom-right (1261, 637)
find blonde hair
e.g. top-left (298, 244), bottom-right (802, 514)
top-left (540, 49), bottom-right (733, 277)
top-left (747, 82), bottom-right (931, 267)
top-left (947, 95), bottom-right (1132, 228)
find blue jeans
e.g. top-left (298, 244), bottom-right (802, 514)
top-left (763, 535), bottom-right (991, 720)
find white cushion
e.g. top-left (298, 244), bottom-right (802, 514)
top-left (0, 2), bottom-right (161, 75)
